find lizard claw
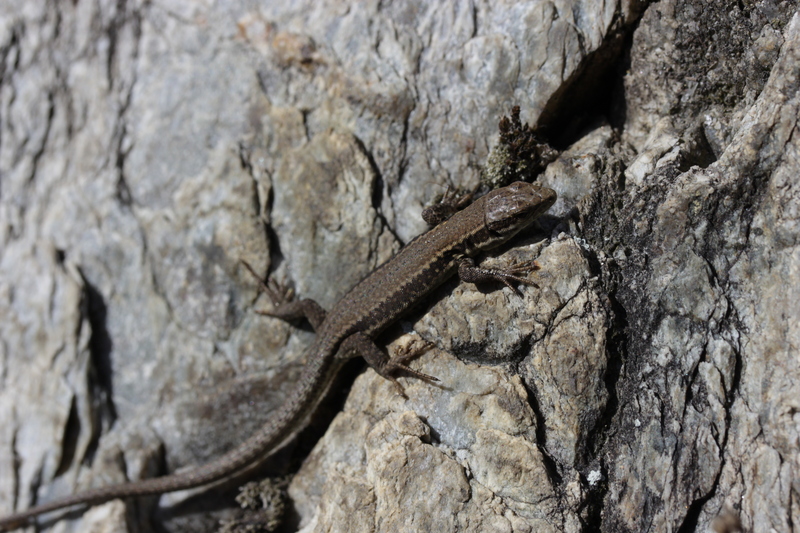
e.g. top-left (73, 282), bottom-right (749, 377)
top-left (383, 339), bottom-right (439, 387)
top-left (422, 183), bottom-right (482, 226)
top-left (383, 364), bottom-right (438, 399)
top-left (496, 259), bottom-right (542, 295)
top-left (241, 260), bottom-right (295, 308)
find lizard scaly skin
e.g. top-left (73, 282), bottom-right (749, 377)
top-left (0, 181), bottom-right (556, 530)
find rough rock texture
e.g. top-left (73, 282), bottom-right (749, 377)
top-left (0, 1), bottom-right (798, 533)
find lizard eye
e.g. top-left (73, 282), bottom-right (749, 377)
top-left (468, 182), bottom-right (557, 253)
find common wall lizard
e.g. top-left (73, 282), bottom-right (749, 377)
top-left (0, 181), bottom-right (557, 530)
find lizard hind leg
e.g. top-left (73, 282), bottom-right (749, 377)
top-left (241, 260), bottom-right (327, 330)
top-left (339, 333), bottom-right (437, 396)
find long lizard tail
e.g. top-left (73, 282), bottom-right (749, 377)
top-left (0, 350), bottom-right (341, 531)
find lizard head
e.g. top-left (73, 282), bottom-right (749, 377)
top-left (480, 181), bottom-right (557, 248)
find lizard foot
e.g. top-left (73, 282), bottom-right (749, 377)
top-left (381, 339), bottom-right (438, 396)
top-left (241, 260), bottom-right (295, 310)
top-left (499, 259), bottom-right (542, 291)
top-left (458, 257), bottom-right (542, 296)
top-left (422, 182), bottom-right (481, 225)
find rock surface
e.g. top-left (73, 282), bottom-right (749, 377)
top-left (0, 1), bottom-right (798, 532)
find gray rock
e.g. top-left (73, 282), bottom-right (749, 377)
top-left (1, 1), bottom-right (798, 532)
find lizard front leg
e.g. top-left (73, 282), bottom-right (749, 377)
top-left (457, 256), bottom-right (541, 296)
top-left (421, 183), bottom-right (480, 225)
